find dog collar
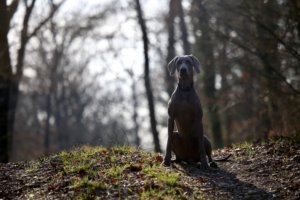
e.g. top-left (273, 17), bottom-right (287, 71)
top-left (178, 82), bottom-right (193, 92)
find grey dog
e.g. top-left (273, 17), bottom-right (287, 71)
top-left (162, 55), bottom-right (230, 168)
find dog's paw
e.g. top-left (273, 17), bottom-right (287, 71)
top-left (162, 159), bottom-right (171, 167)
top-left (200, 162), bottom-right (209, 170)
top-left (209, 162), bottom-right (218, 168)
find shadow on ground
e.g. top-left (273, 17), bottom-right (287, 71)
top-left (173, 161), bottom-right (277, 200)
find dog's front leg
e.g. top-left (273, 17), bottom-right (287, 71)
top-left (163, 117), bottom-right (174, 166)
top-left (199, 123), bottom-right (209, 169)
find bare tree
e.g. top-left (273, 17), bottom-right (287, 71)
top-left (177, 0), bottom-right (191, 54)
top-left (0, 0), bottom-right (65, 162)
top-left (0, 0), bottom-right (14, 162)
top-left (165, 0), bottom-right (191, 97)
top-left (192, 0), bottom-right (223, 147)
top-left (289, 0), bottom-right (300, 39)
top-left (125, 69), bottom-right (141, 147)
top-left (165, 0), bottom-right (177, 97)
top-left (135, 0), bottom-right (161, 152)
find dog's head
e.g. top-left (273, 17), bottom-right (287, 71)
top-left (167, 55), bottom-right (201, 79)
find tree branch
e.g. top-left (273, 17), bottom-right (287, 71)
top-left (27, 0), bottom-right (66, 40)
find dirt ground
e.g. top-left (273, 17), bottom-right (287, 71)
top-left (0, 138), bottom-right (299, 199)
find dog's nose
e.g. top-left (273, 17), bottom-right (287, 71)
top-left (180, 68), bottom-right (187, 74)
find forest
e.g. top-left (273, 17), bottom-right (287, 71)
top-left (0, 0), bottom-right (300, 163)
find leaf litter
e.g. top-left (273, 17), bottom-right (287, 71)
top-left (0, 137), bottom-right (300, 199)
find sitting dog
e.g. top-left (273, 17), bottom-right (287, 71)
top-left (162, 55), bottom-right (230, 168)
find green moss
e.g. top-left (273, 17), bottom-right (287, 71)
top-left (270, 134), bottom-right (300, 144)
top-left (73, 176), bottom-right (107, 200)
top-left (54, 145), bottom-right (198, 199)
top-left (232, 141), bottom-right (256, 157)
top-left (144, 165), bottom-right (179, 186)
top-left (72, 176), bottom-right (107, 189)
top-left (25, 162), bottom-right (39, 173)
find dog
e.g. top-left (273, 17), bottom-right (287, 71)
top-left (162, 55), bottom-right (231, 168)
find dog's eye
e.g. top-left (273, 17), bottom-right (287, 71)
top-left (177, 60), bottom-right (182, 65)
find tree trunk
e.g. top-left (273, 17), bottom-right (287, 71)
top-left (0, 1), bottom-right (12, 163)
top-left (165, 0), bottom-right (191, 97)
top-left (255, 1), bottom-right (282, 135)
top-left (165, 0), bottom-right (177, 97)
top-left (131, 76), bottom-right (140, 147)
top-left (290, 0), bottom-right (300, 41)
top-left (177, 0), bottom-right (191, 54)
top-left (126, 69), bottom-right (141, 147)
top-left (44, 91), bottom-right (52, 154)
top-left (193, 0), bottom-right (223, 148)
top-left (219, 39), bottom-right (232, 145)
top-left (135, 0), bottom-right (161, 152)
top-left (11, 0), bottom-right (65, 154)
top-left (8, 1), bottom-right (38, 151)
top-left (126, 70), bottom-right (141, 147)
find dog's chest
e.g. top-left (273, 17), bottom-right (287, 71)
top-left (174, 94), bottom-right (202, 118)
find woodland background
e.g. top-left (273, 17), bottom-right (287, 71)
top-left (0, 0), bottom-right (299, 162)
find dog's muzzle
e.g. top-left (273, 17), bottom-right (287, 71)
top-left (179, 68), bottom-right (188, 77)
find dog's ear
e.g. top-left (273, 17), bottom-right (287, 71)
top-left (189, 55), bottom-right (201, 74)
top-left (167, 56), bottom-right (178, 76)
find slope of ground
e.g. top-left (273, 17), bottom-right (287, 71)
top-left (0, 136), bottom-right (300, 199)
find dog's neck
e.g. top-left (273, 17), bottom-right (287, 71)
top-left (178, 82), bottom-right (193, 92)
top-left (177, 78), bottom-right (194, 92)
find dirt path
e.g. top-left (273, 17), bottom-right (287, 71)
top-left (0, 139), bottom-right (299, 199)
top-left (176, 139), bottom-right (300, 199)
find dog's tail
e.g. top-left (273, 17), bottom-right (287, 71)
top-left (214, 154), bottom-right (232, 162)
